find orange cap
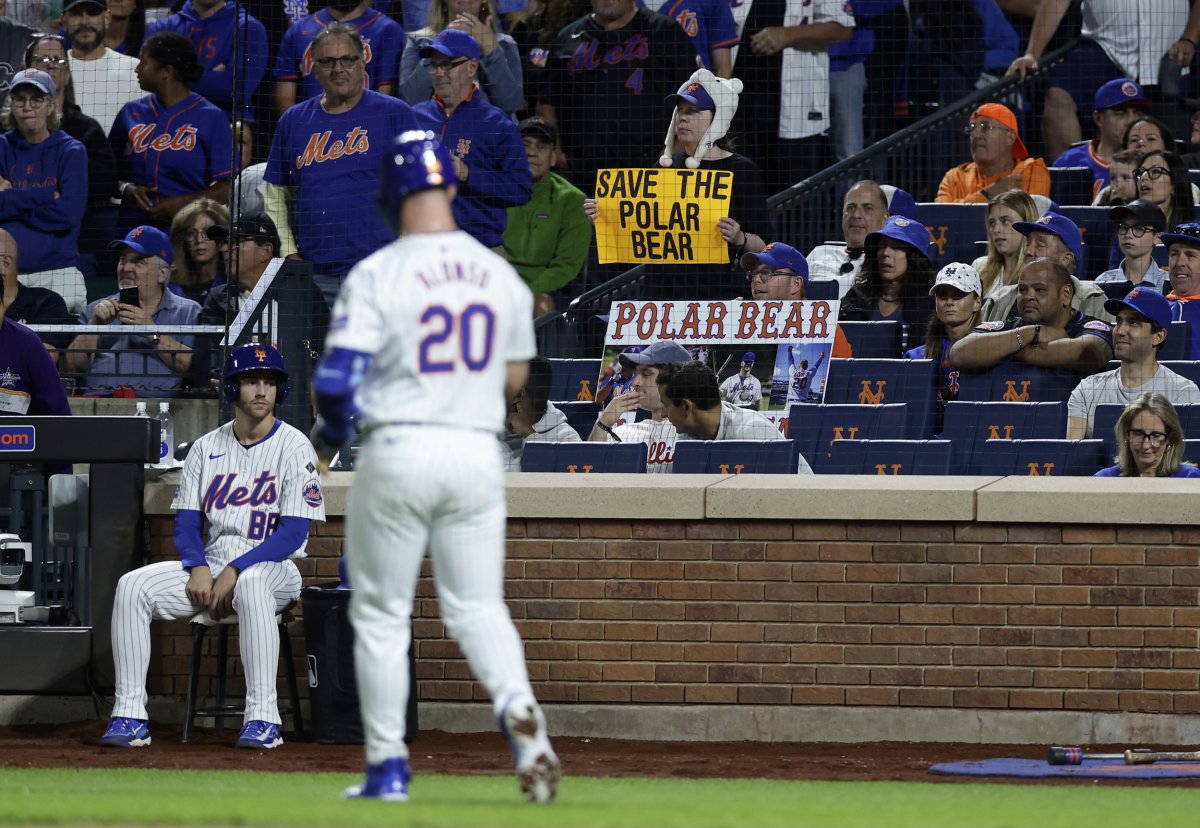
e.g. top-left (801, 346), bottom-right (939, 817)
top-left (970, 103), bottom-right (1028, 161)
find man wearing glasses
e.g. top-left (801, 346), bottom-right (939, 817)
top-left (1164, 221), bottom-right (1200, 360)
top-left (936, 103), bottom-right (1051, 204)
top-left (741, 242), bottom-right (852, 357)
top-left (264, 24), bottom-right (418, 306)
top-left (413, 30), bottom-right (530, 254)
top-left (1066, 287), bottom-right (1200, 438)
top-left (1095, 199), bottom-right (1168, 292)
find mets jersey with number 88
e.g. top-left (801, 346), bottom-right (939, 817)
top-left (325, 230), bottom-right (535, 431)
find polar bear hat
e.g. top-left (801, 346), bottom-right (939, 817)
top-left (659, 68), bottom-right (743, 169)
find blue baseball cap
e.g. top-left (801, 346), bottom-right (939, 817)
top-left (1160, 221), bottom-right (1200, 250)
top-left (10, 68), bottom-right (55, 99)
top-left (740, 242), bottom-right (809, 282)
top-left (1104, 286), bottom-right (1172, 330)
top-left (1013, 211), bottom-right (1083, 266)
top-left (1094, 78), bottom-right (1148, 112)
top-left (619, 341), bottom-right (691, 367)
top-left (109, 225), bottom-right (173, 264)
top-left (741, 352), bottom-right (756, 363)
top-left (865, 215), bottom-right (932, 260)
top-left (881, 185), bottom-right (919, 220)
top-left (419, 29), bottom-right (481, 60)
top-left (666, 79), bottom-right (715, 111)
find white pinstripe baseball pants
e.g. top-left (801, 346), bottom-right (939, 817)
top-left (347, 427), bottom-right (537, 765)
top-left (110, 559), bottom-right (302, 724)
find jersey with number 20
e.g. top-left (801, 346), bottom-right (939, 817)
top-left (326, 230), bottom-right (536, 433)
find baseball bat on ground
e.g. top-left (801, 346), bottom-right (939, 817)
top-left (1125, 749), bottom-right (1200, 764)
top-left (1047, 746), bottom-right (1152, 765)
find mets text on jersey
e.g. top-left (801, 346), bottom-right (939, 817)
top-left (295, 128), bottom-right (370, 168)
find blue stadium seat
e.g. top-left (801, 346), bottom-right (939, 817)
top-left (672, 440), bottom-right (797, 474)
top-left (1099, 282), bottom-right (1130, 301)
top-left (941, 401), bottom-right (1067, 473)
top-left (1160, 323), bottom-right (1192, 361)
top-left (837, 320), bottom-right (902, 358)
top-left (521, 442), bottom-right (647, 473)
top-left (554, 400), bottom-right (601, 439)
top-left (1056, 206), bottom-right (1111, 280)
top-left (1184, 439), bottom-right (1200, 464)
top-left (955, 362), bottom-right (1080, 403)
top-left (807, 279), bottom-right (840, 300)
top-left (824, 439), bottom-right (953, 475)
top-left (1095, 402), bottom-right (1200, 456)
top-left (823, 358), bottom-right (939, 438)
top-left (1158, 360), bottom-right (1200, 385)
top-left (974, 438), bottom-right (1108, 476)
top-left (547, 358), bottom-right (601, 402)
top-left (917, 203), bottom-right (987, 272)
top-left (1152, 244), bottom-right (1168, 268)
top-left (788, 402), bottom-right (909, 472)
top-left (1048, 167), bottom-right (1096, 207)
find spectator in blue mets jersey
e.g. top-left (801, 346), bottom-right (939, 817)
top-left (273, 0), bottom-right (403, 115)
top-left (265, 23), bottom-right (418, 304)
top-left (111, 31), bottom-right (233, 234)
top-left (413, 30), bottom-right (530, 253)
top-left (145, 0), bottom-right (270, 122)
top-left (638, 0), bottom-right (737, 76)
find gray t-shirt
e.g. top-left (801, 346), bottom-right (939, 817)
top-left (1067, 364), bottom-right (1200, 437)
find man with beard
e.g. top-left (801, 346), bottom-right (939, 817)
top-left (64, 0), bottom-right (143, 135)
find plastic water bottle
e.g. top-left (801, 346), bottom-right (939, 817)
top-left (155, 402), bottom-right (175, 468)
top-left (134, 401), bottom-right (148, 418)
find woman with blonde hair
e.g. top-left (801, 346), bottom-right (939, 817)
top-left (398, 0), bottom-right (523, 115)
top-left (1095, 392), bottom-right (1200, 478)
top-left (169, 198), bottom-right (229, 304)
top-left (971, 190), bottom-right (1038, 300)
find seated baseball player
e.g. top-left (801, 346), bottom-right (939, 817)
top-left (657, 360), bottom-right (814, 473)
top-left (100, 343), bottom-right (325, 750)
top-left (1066, 288), bottom-right (1200, 438)
top-left (948, 257), bottom-right (1113, 376)
top-left (502, 355), bottom-right (582, 471)
top-left (589, 340), bottom-right (689, 474)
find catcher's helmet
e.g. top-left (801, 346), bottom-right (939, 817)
top-left (377, 130), bottom-right (457, 234)
top-left (222, 343), bottom-right (289, 403)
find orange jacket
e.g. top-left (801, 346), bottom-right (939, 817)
top-left (935, 157), bottom-right (1051, 203)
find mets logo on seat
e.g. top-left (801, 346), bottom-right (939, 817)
top-left (1001, 380), bottom-right (1030, 402)
top-left (928, 224), bottom-right (948, 256)
top-left (858, 380), bottom-right (886, 404)
top-left (0, 425), bottom-right (35, 451)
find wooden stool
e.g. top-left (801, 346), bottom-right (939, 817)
top-left (182, 609), bottom-right (304, 742)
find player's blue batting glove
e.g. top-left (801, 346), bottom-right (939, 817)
top-left (310, 416), bottom-right (346, 473)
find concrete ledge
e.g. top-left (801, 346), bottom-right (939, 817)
top-left (704, 475), bottom-right (994, 521)
top-left (505, 473), bottom-right (719, 519)
top-left (976, 476), bottom-right (1200, 525)
top-left (417, 702), bottom-right (1200, 746)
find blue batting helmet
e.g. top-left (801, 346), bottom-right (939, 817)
top-left (221, 343), bottom-right (289, 403)
top-left (377, 130), bottom-right (457, 235)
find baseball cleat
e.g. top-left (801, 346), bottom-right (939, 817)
top-left (343, 757), bottom-right (411, 802)
top-left (235, 720), bottom-right (283, 749)
top-left (500, 697), bottom-right (561, 803)
top-left (100, 717), bottom-right (151, 748)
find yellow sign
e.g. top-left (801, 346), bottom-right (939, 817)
top-left (593, 167), bottom-right (733, 265)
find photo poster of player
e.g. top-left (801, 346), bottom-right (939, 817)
top-left (601, 299), bottom-right (839, 432)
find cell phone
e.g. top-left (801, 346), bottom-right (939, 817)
top-left (119, 286), bottom-right (139, 306)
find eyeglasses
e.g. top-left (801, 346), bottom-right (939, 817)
top-left (10, 94), bottom-right (48, 108)
top-left (314, 54), bottom-right (361, 70)
top-left (1128, 428), bottom-right (1168, 445)
top-left (746, 267), bottom-right (793, 282)
top-left (30, 55), bottom-right (68, 68)
top-left (1134, 165), bottom-right (1170, 180)
top-left (963, 121), bottom-right (1009, 136)
top-left (429, 58), bottom-right (471, 74)
top-left (1117, 224), bottom-right (1157, 238)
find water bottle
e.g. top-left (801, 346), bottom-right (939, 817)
top-left (134, 401), bottom-right (148, 418)
top-left (155, 402), bottom-right (175, 468)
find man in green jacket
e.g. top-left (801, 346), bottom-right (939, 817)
top-left (502, 116), bottom-right (591, 316)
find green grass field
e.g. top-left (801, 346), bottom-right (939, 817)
top-left (3, 768), bottom-right (1200, 828)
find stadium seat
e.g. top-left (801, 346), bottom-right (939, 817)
top-left (1056, 206), bottom-right (1111, 280)
top-left (1048, 167), bottom-right (1096, 207)
top-left (1158, 360), bottom-right (1200, 385)
top-left (807, 279), bottom-right (840, 300)
top-left (1160, 323), bottom-right (1192, 362)
top-left (823, 438), bottom-right (953, 475)
top-left (551, 400), bottom-right (602, 439)
top-left (672, 440), bottom-right (797, 474)
top-left (917, 203), bottom-right (987, 272)
top-left (520, 442), bottom-right (647, 473)
top-left (547, 358), bottom-right (601, 402)
top-left (973, 438), bottom-right (1108, 476)
top-left (1099, 282), bottom-right (1130, 301)
top-left (837, 320), bottom-right (902, 358)
top-left (788, 402), bottom-right (909, 472)
top-left (955, 362), bottom-right (1080, 403)
top-left (823, 358), bottom-right (939, 438)
top-left (941, 401), bottom-right (1067, 473)
top-left (1184, 439), bottom-right (1200, 464)
top-left (1152, 244), bottom-right (1168, 268)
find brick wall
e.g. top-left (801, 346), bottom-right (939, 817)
top-left (147, 515), bottom-right (1200, 714)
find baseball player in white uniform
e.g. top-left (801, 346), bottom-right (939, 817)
top-left (310, 131), bottom-right (559, 804)
top-left (787, 346), bottom-right (826, 406)
top-left (719, 352), bottom-right (762, 407)
top-left (659, 360), bottom-right (814, 473)
top-left (100, 343), bottom-right (325, 750)
top-left (588, 340), bottom-right (690, 474)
